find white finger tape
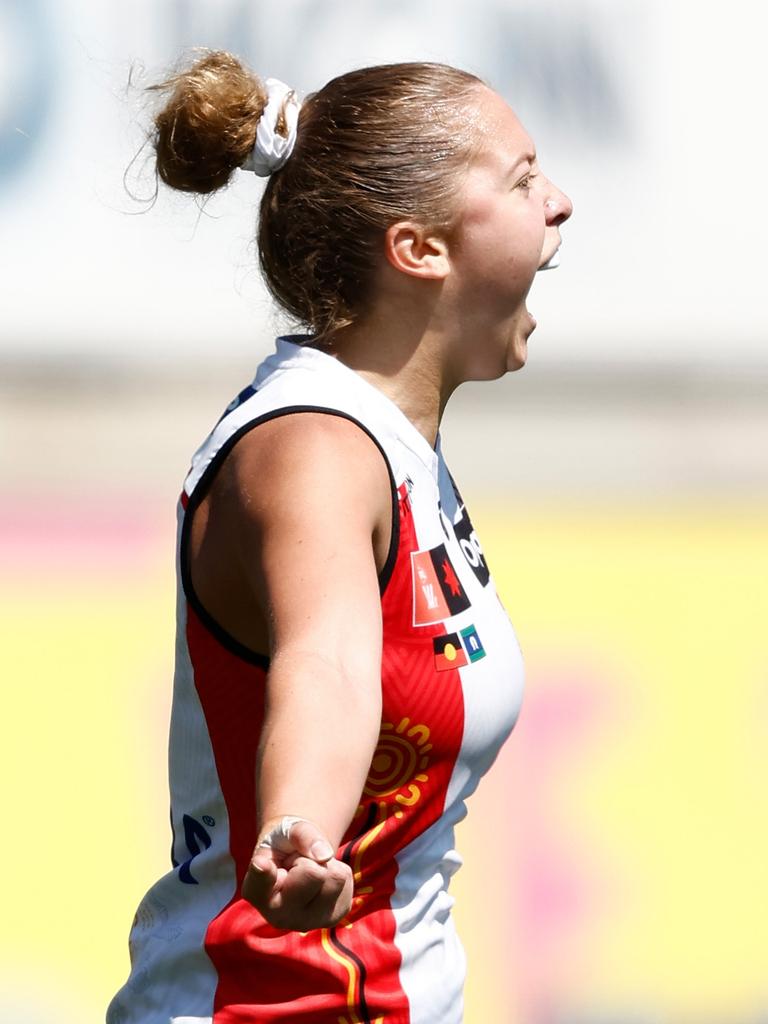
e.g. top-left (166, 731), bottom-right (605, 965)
top-left (257, 815), bottom-right (309, 853)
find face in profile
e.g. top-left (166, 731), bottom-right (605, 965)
top-left (448, 86), bottom-right (573, 378)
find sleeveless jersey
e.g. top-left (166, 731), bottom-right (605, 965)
top-left (108, 337), bottom-right (525, 1024)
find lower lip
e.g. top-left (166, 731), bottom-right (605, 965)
top-left (538, 249), bottom-right (561, 271)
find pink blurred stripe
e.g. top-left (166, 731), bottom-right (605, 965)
top-left (0, 497), bottom-right (169, 576)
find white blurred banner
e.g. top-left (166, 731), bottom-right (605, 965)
top-left (1, 0), bottom-right (765, 366)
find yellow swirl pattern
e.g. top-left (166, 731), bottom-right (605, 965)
top-left (363, 717), bottom-right (431, 800)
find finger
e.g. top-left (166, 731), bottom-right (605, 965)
top-left (285, 819), bottom-right (335, 863)
top-left (267, 855), bottom-right (327, 911)
top-left (305, 859), bottom-right (354, 925)
top-left (241, 848), bottom-right (279, 908)
top-left (270, 858), bottom-right (353, 930)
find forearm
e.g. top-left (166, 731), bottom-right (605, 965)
top-left (256, 648), bottom-right (382, 848)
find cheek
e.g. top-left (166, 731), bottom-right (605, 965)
top-left (465, 200), bottom-right (543, 260)
top-left (452, 194), bottom-right (545, 297)
top-left (459, 188), bottom-right (497, 230)
top-left (517, 206), bottom-right (547, 254)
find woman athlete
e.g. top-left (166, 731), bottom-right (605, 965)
top-left (108, 54), bottom-right (572, 1024)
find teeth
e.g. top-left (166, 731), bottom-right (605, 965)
top-left (538, 248), bottom-right (561, 271)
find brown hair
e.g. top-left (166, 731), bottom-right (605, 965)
top-left (150, 52), bottom-right (483, 339)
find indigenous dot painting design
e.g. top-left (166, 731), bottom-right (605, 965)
top-left (363, 718), bottom-right (432, 811)
top-left (343, 718), bottom-right (432, 920)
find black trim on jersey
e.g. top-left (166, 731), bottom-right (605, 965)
top-left (330, 927), bottom-right (374, 1024)
top-left (446, 467), bottom-right (463, 505)
top-left (180, 495), bottom-right (271, 668)
top-left (180, 406), bottom-right (400, 667)
top-left (341, 801), bottom-right (380, 861)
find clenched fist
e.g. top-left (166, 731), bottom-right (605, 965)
top-left (241, 816), bottom-right (353, 931)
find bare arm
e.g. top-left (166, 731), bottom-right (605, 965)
top-left (214, 413), bottom-right (392, 929)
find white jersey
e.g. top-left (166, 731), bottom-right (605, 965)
top-left (108, 337), bottom-right (524, 1024)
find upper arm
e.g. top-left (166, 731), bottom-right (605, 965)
top-left (197, 411), bottom-right (395, 842)
top-left (225, 412), bottom-right (393, 673)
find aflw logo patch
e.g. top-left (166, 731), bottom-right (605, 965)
top-left (411, 543), bottom-right (471, 625)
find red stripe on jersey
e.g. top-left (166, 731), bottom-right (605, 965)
top-left (185, 604), bottom-right (265, 881)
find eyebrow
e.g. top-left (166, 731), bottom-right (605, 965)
top-left (506, 152), bottom-right (537, 178)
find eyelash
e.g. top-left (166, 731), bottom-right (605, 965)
top-left (517, 173), bottom-right (538, 191)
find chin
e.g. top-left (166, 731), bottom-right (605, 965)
top-left (461, 320), bottom-right (530, 381)
top-left (504, 307), bottom-right (535, 371)
top-left (505, 333), bottom-right (529, 372)
top-left (507, 351), bottom-right (527, 372)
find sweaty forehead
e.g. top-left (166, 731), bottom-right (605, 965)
top-left (467, 86), bottom-right (535, 172)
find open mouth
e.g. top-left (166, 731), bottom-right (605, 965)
top-left (537, 246), bottom-right (561, 271)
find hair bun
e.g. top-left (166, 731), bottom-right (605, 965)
top-left (150, 50), bottom-right (266, 195)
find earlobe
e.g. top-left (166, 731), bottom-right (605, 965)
top-left (384, 223), bottom-right (450, 281)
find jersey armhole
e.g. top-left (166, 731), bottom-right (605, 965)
top-left (179, 406), bottom-right (401, 666)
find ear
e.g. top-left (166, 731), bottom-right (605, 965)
top-left (383, 222), bottom-right (450, 281)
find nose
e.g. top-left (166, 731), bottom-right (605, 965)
top-left (544, 183), bottom-right (573, 227)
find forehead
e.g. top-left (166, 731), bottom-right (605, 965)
top-left (467, 86), bottom-right (535, 174)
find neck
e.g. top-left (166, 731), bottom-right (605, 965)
top-left (318, 300), bottom-right (458, 449)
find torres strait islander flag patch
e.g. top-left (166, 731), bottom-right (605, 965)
top-left (460, 623), bottom-right (486, 662)
top-left (411, 543), bottom-right (471, 626)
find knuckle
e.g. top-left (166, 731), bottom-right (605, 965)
top-left (329, 861), bottom-right (351, 885)
top-left (290, 860), bottom-right (321, 892)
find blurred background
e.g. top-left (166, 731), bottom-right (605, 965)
top-left (1, 0), bottom-right (767, 1021)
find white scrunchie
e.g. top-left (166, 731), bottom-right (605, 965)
top-left (241, 78), bottom-right (301, 176)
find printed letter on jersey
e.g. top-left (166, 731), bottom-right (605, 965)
top-left (453, 507), bottom-right (490, 587)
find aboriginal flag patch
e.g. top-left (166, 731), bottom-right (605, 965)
top-left (411, 543), bottom-right (471, 625)
top-left (433, 632), bottom-right (469, 671)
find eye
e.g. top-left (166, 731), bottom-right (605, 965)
top-left (516, 172), bottom-right (538, 192)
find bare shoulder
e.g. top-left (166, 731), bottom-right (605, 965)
top-left (229, 410), bottom-right (389, 483)
top-left (208, 412), bottom-right (394, 590)
top-left (222, 410), bottom-right (392, 523)
top-left (188, 413), bottom-right (393, 658)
